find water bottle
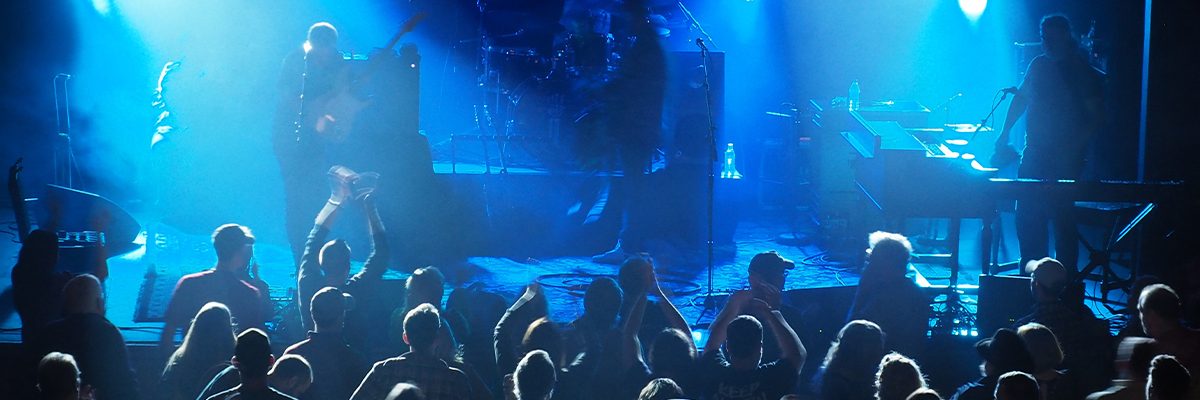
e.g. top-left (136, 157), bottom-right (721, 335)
top-left (721, 143), bottom-right (742, 179)
top-left (848, 80), bottom-right (861, 111)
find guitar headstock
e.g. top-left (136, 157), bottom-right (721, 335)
top-left (401, 12), bottom-right (428, 35)
top-left (383, 12), bottom-right (429, 51)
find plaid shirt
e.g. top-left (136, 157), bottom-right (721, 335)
top-left (350, 352), bottom-right (471, 400)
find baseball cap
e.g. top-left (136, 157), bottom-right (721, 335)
top-left (749, 251), bottom-right (795, 275)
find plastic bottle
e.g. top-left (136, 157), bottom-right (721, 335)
top-left (721, 143), bottom-right (742, 179)
top-left (849, 80), bottom-right (861, 111)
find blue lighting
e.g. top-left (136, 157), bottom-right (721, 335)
top-left (92, 0), bottom-right (112, 16)
top-left (959, 0), bottom-right (987, 23)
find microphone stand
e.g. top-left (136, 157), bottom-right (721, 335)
top-left (696, 38), bottom-right (718, 317)
top-left (52, 73), bottom-right (78, 188)
top-left (970, 90), bottom-right (1011, 142)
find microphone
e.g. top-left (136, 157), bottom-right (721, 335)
top-left (695, 37), bottom-right (707, 51)
top-left (1001, 87), bottom-right (1019, 95)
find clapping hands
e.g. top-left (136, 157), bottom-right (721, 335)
top-left (327, 165), bottom-right (381, 205)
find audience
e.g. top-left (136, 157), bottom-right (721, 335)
top-left (1016, 258), bottom-right (1112, 396)
top-left (401, 266), bottom-right (492, 399)
top-left (701, 286), bottom-right (806, 400)
top-left (36, 352), bottom-right (82, 400)
top-left (1016, 322), bottom-right (1066, 399)
top-left (443, 283), bottom-right (508, 397)
top-left (906, 388), bottom-right (943, 400)
top-left (619, 256), bottom-right (696, 397)
top-left (16, 222), bottom-right (1200, 400)
top-left (564, 276), bottom-right (624, 363)
top-left (645, 328), bottom-right (697, 389)
top-left (617, 256), bottom-right (670, 349)
top-left (32, 273), bottom-right (140, 400)
top-left (1138, 284), bottom-right (1200, 374)
top-left (352, 303), bottom-right (472, 399)
top-left (876, 352), bottom-right (927, 400)
top-left (993, 371), bottom-right (1039, 400)
top-left (196, 352), bottom-right (315, 400)
top-left (266, 354), bottom-right (314, 398)
top-left (12, 229), bottom-right (72, 344)
top-left (748, 250), bottom-right (806, 362)
top-left (386, 383), bottom-right (426, 400)
top-left (1088, 337), bottom-right (1160, 400)
top-left (283, 286), bottom-right (369, 400)
top-left (815, 320), bottom-right (887, 400)
top-left (295, 184), bottom-right (394, 359)
top-left (1118, 275), bottom-right (1164, 338)
top-left (637, 377), bottom-right (685, 400)
top-left (205, 328), bottom-right (296, 400)
top-left (522, 317), bottom-right (566, 371)
top-left (160, 224), bottom-right (269, 353)
top-left (1146, 355), bottom-right (1191, 400)
top-left (494, 283), bottom-right (552, 377)
top-left (160, 302), bottom-right (237, 400)
top-left (399, 266), bottom-right (459, 359)
top-left (952, 328), bottom-right (1035, 400)
top-left (849, 232), bottom-right (929, 357)
top-left (513, 350), bottom-right (556, 400)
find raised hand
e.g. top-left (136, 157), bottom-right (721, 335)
top-left (353, 171), bottom-right (380, 201)
top-left (749, 274), bottom-right (782, 309)
top-left (521, 283), bottom-right (543, 302)
top-left (725, 289), bottom-right (754, 313)
top-left (641, 258), bottom-right (660, 293)
top-left (327, 165), bottom-right (356, 205)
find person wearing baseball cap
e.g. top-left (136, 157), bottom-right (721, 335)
top-left (205, 328), bottom-right (296, 400)
top-left (748, 251), bottom-right (799, 362)
top-left (1017, 258), bottom-right (1111, 397)
top-left (749, 251), bottom-right (795, 300)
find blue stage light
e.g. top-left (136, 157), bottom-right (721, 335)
top-left (92, 0), bottom-right (112, 16)
top-left (959, 0), bottom-right (987, 23)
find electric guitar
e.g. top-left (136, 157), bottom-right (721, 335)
top-left (309, 13), bottom-right (426, 144)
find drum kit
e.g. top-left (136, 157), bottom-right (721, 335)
top-left (467, 2), bottom-right (676, 170)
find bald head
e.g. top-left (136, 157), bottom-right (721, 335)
top-left (1139, 284), bottom-right (1183, 338)
top-left (62, 274), bottom-right (104, 315)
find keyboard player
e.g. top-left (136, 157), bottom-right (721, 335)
top-left (994, 14), bottom-right (1105, 274)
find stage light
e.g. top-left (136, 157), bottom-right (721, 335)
top-left (959, 0), bottom-right (987, 23)
top-left (92, 0), bottom-right (112, 16)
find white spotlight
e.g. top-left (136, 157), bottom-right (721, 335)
top-left (959, 0), bottom-right (987, 23)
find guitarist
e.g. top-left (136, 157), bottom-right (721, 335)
top-left (274, 22), bottom-right (347, 268)
top-left (994, 14), bottom-right (1104, 275)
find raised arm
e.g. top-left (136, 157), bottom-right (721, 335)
top-left (703, 290), bottom-right (752, 356)
top-left (355, 192), bottom-right (389, 280)
top-left (494, 284), bottom-right (548, 375)
top-left (296, 172), bottom-right (350, 330)
top-left (650, 278), bottom-right (693, 354)
top-left (750, 281), bottom-right (806, 369)
top-left (621, 288), bottom-right (649, 367)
